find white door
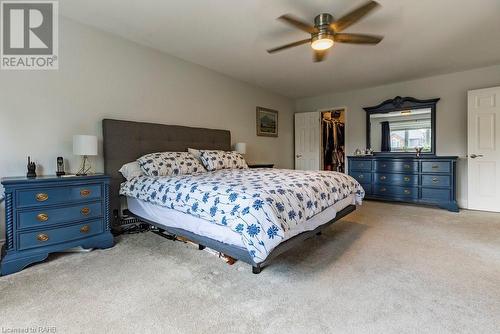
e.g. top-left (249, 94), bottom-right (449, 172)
top-left (467, 87), bottom-right (500, 212)
top-left (294, 112), bottom-right (320, 170)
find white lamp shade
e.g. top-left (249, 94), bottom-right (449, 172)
top-left (73, 135), bottom-right (98, 156)
top-left (234, 142), bottom-right (247, 154)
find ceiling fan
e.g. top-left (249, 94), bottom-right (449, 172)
top-left (267, 1), bottom-right (384, 62)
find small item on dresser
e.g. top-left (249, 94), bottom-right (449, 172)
top-left (415, 147), bottom-right (423, 157)
top-left (56, 157), bottom-right (66, 176)
top-left (26, 156), bottom-right (36, 178)
top-left (365, 148), bottom-right (373, 156)
top-left (354, 149), bottom-right (363, 156)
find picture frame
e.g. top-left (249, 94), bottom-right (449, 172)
top-left (256, 107), bottom-right (278, 137)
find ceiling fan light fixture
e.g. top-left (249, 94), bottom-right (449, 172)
top-left (311, 37), bottom-right (334, 51)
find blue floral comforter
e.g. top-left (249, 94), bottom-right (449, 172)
top-left (120, 168), bottom-right (364, 263)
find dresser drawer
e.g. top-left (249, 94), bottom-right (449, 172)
top-left (422, 175), bottom-right (451, 188)
top-left (350, 160), bottom-right (372, 171)
top-left (421, 161), bottom-right (451, 174)
top-left (18, 202), bottom-right (103, 229)
top-left (374, 160), bottom-right (418, 173)
top-left (374, 173), bottom-right (418, 186)
top-left (373, 185), bottom-right (418, 199)
top-left (360, 183), bottom-right (372, 195)
top-left (421, 188), bottom-right (451, 202)
top-left (17, 184), bottom-right (102, 208)
top-left (18, 219), bottom-right (104, 251)
top-left (351, 171), bottom-right (372, 184)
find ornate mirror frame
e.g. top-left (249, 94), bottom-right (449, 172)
top-left (364, 96), bottom-right (440, 155)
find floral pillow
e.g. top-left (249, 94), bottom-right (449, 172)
top-left (137, 152), bottom-right (206, 177)
top-left (199, 150), bottom-right (248, 171)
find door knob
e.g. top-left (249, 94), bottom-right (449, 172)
top-left (296, 154), bottom-right (302, 158)
top-left (470, 154), bottom-right (484, 159)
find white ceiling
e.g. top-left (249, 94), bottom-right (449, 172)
top-left (61, 0), bottom-right (500, 98)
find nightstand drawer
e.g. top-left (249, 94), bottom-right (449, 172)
top-left (17, 184), bottom-right (102, 207)
top-left (18, 219), bottom-right (104, 251)
top-left (18, 202), bottom-right (103, 229)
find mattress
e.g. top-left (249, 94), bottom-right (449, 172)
top-left (127, 193), bottom-right (357, 249)
top-left (121, 168), bottom-right (364, 263)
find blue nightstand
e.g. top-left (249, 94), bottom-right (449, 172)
top-left (1, 174), bottom-right (114, 275)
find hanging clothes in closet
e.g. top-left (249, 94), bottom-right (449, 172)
top-left (322, 112), bottom-right (345, 173)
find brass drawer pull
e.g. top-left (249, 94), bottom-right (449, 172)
top-left (432, 165), bottom-right (439, 169)
top-left (381, 164), bottom-right (387, 168)
top-left (358, 174), bottom-right (364, 178)
top-left (80, 189), bottom-right (91, 197)
top-left (404, 176), bottom-right (411, 182)
top-left (380, 187), bottom-right (387, 192)
top-left (380, 176), bottom-right (387, 180)
top-left (36, 193), bottom-right (48, 202)
top-left (432, 178), bottom-right (439, 183)
top-left (37, 233), bottom-right (49, 242)
top-left (404, 189), bottom-right (411, 194)
top-left (36, 213), bottom-right (49, 222)
top-left (81, 207), bottom-right (91, 216)
top-left (80, 225), bottom-right (90, 233)
top-left (404, 164), bottom-right (410, 169)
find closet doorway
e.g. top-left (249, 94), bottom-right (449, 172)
top-left (321, 108), bottom-right (346, 173)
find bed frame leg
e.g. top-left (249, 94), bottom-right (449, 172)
top-left (198, 244), bottom-right (205, 250)
top-left (252, 265), bottom-right (262, 274)
top-left (316, 231), bottom-right (322, 236)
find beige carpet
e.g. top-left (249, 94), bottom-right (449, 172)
top-left (1, 201), bottom-right (499, 334)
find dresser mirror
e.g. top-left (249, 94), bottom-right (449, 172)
top-left (364, 96), bottom-right (439, 155)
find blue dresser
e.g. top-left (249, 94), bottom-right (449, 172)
top-left (348, 156), bottom-right (459, 212)
top-left (1, 174), bottom-right (114, 275)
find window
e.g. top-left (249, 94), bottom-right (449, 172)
top-left (390, 119), bottom-right (431, 152)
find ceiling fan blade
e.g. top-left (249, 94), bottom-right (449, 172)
top-left (331, 1), bottom-right (381, 32)
top-left (267, 38), bottom-right (311, 53)
top-left (334, 33), bottom-right (383, 44)
top-left (278, 14), bottom-right (318, 34)
top-left (313, 49), bottom-right (329, 62)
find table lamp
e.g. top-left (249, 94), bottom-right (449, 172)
top-left (73, 135), bottom-right (97, 176)
top-left (234, 142), bottom-right (247, 155)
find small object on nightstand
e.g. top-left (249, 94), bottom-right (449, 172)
top-left (56, 157), bottom-right (65, 176)
top-left (0, 174), bottom-right (114, 276)
top-left (26, 156), bottom-right (36, 178)
top-left (248, 163), bottom-right (274, 169)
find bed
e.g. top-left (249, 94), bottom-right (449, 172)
top-left (103, 119), bottom-right (364, 273)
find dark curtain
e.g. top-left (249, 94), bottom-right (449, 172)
top-left (381, 121), bottom-right (391, 152)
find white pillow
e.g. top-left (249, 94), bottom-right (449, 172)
top-left (119, 161), bottom-right (143, 180)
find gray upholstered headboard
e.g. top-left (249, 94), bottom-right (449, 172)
top-left (102, 119), bottom-right (231, 226)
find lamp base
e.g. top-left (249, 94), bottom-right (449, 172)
top-left (76, 155), bottom-right (92, 176)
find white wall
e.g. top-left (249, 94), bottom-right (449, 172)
top-left (296, 65), bottom-right (500, 208)
top-left (0, 18), bottom-right (294, 241)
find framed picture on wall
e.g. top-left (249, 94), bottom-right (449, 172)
top-left (256, 107), bottom-right (278, 137)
